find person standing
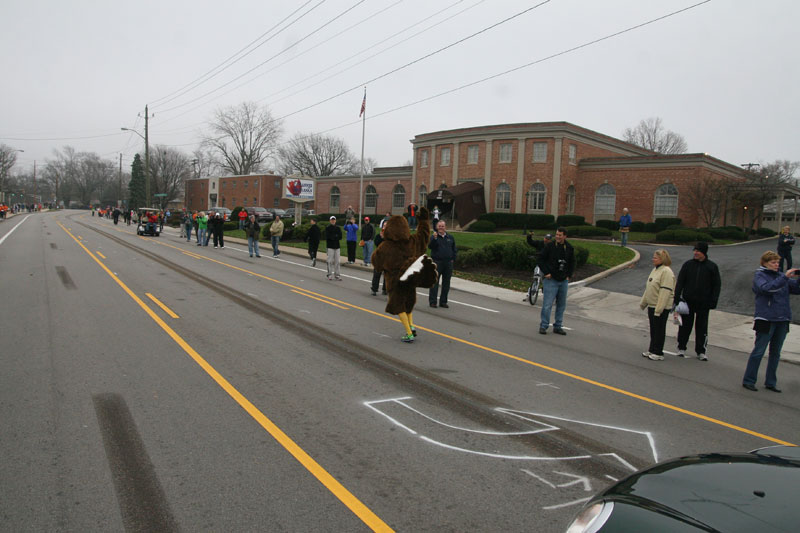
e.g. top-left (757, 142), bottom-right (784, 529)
top-left (244, 214), bottom-right (261, 258)
top-left (211, 212), bottom-right (225, 248)
top-left (370, 228), bottom-right (386, 295)
top-left (238, 208), bottom-right (248, 230)
top-left (325, 216), bottom-right (343, 280)
top-left (428, 220), bottom-right (456, 308)
top-left (432, 206), bottom-right (441, 226)
top-left (163, 209), bottom-right (170, 231)
top-left (305, 217), bottom-right (321, 266)
top-left (344, 217), bottom-right (359, 264)
top-left (197, 212), bottom-right (208, 246)
top-left (407, 203), bottom-right (418, 230)
top-left (361, 217), bottom-right (375, 267)
top-left (269, 214), bottom-right (284, 257)
top-left (742, 251), bottom-right (800, 392)
top-left (777, 226), bottom-right (795, 272)
top-left (183, 211), bottom-right (193, 242)
top-left (538, 227), bottom-right (575, 335)
top-left (618, 208), bottom-right (631, 247)
top-left (673, 242), bottom-right (721, 361)
top-left (344, 205), bottom-right (356, 222)
top-left (380, 211), bottom-right (391, 230)
top-left (640, 249), bottom-right (675, 361)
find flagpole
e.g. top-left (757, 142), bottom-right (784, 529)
top-left (358, 87), bottom-right (366, 229)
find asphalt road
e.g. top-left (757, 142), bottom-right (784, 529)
top-left (2, 211), bottom-right (799, 532)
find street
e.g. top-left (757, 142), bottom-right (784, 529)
top-left (2, 210), bottom-right (799, 532)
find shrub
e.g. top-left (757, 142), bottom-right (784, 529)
top-left (556, 214), bottom-right (586, 226)
top-left (468, 220), bottom-right (496, 232)
top-left (666, 224), bottom-right (688, 231)
top-left (483, 241), bottom-right (506, 263)
top-left (564, 225), bottom-right (612, 238)
top-left (500, 241), bottom-right (537, 270)
top-left (699, 227), bottom-right (747, 240)
top-left (454, 248), bottom-right (491, 269)
top-left (231, 206), bottom-right (245, 223)
top-left (654, 217), bottom-right (682, 231)
top-left (574, 245), bottom-right (590, 268)
top-left (630, 221), bottom-right (646, 232)
top-left (756, 227), bottom-right (777, 237)
top-left (656, 229), bottom-right (714, 243)
top-left (292, 222), bottom-right (311, 241)
top-left (644, 222), bottom-right (659, 233)
top-left (595, 219), bottom-right (619, 231)
top-left (223, 221), bottom-right (238, 231)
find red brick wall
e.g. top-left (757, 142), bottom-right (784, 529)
top-left (317, 178), bottom-right (408, 216)
top-left (457, 141), bottom-right (486, 181)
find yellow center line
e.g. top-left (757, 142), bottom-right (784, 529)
top-left (146, 293), bottom-right (180, 319)
top-left (291, 289), bottom-right (350, 309)
top-left (149, 238), bottom-right (796, 447)
top-left (59, 222), bottom-right (393, 532)
top-left (96, 251), bottom-right (106, 259)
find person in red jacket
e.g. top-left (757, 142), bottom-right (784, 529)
top-left (147, 211), bottom-right (158, 234)
top-left (238, 208), bottom-right (247, 230)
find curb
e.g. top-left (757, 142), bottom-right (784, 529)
top-left (571, 247), bottom-right (641, 287)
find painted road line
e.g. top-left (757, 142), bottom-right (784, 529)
top-left (146, 293), bottom-right (180, 319)
top-left (59, 222), bottom-right (393, 533)
top-left (0, 214), bottom-right (32, 246)
top-left (291, 289), bottom-right (350, 310)
top-left (96, 251), bottom-right (106, 259)
top-left (149, 236), bottom-right (795, 447)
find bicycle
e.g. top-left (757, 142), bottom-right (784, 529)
top-left (527, 256), bottom-right (543, 306)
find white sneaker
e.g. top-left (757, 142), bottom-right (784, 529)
top-left (698, 353), bottom-right (708, 361)
top-left (646, 352), bottom-right (664, 361)
top-left (677, 348), bottom-right (686, 358)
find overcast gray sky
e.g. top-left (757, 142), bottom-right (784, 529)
top-left (2, 0), bottom-right (798, 175)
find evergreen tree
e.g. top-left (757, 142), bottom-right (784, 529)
top-left (128, 154), bottom-right (146, 210)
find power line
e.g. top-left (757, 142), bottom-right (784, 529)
top-left (149, 0), bottom-right (325, 108)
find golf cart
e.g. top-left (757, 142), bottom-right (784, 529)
top-left (136, 208), bottom-right (160, 236)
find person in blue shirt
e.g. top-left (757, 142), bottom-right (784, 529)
top-left (428, 220), bottom-right (457, 308)
top-left (344, 217), bottom-right (359, 264)
top-left (618, 208), bottom-right (632, 247)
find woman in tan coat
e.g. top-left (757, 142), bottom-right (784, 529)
top-left (640, 249), bottom-right (675, 361)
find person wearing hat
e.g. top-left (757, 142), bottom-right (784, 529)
top-left (673, 241), bottom-right (722, 361)
top-left (361, 216), bottom-right (375, 267)
top-left (526, 231), bottom-right (552, 252)
top-left (325, 216), bottom-right (343, 280)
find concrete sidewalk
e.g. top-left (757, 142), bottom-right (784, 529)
top-left (256, 238), bottom-right (798, 364)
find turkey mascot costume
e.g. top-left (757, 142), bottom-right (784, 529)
top-left (371, 206), bottom-right (438, 342)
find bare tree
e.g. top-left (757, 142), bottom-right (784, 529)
top-left (623, 117), bottom-right (688, 154)
top-left (732, 160), bottom-right (800, 232)
top-left (191, 148), bottom-right (222, 179)
top-left (682, 173), bottom-right (731, 227)
top-left (75, 153), bottom-right (115, 206)
top-left (203, 101), bottom-right (283, 175)
top-left (150, 146), bottom-right (192, 209)
top-left (277, 133), bottom-right (358, 177)
top-left (0, 144), bottom-right (22, 198)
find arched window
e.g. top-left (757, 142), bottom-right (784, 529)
top-left (365, 185), bottom-right (377, 209)
top-left (392, 184), bottom-right (405, 209)
top-left (527, 183), bottom-right (546, 212)
top-left (566, 185), bottom-right (576, 214)
top-left (418, 185), bottom-right (427, 207)
top-left (654, 183), bottom-right (678, 217)
top-left (330, 186), bottom-right (340, 210)
top-left (495, 183), bottom-right (511, 211)
top-left (594, 183), bottom-right (616, 219)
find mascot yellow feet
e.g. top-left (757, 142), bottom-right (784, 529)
top-left (399, 312), bottom-right (415, 342)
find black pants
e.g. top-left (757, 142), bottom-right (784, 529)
top-left (429, 259), bottom-right (453, 305)
top-left (677, 302), bottom-right (709, 355)
top-left (347, 241), bottom-right (357, 263)
top-left (308, 242), bottom-right (319, 259)
top-left (647, 307), bottom-right (669, 355)
top-left (371, 269), bottom-right (385, 294)
top-left (779, 250), bottom-right (792, 272)
top-left (213, 229), bottom-right (224, 247)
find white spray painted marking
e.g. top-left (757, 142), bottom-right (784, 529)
top-left (542, 497), bottom-right (592, 510)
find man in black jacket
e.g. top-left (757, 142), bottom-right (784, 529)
top-left (538, 227), bottom-right (575, 335)
top-left (305, 218), bottom-right (321, 266)
top-left (325, 216), bottom-right (343, 280)
top-left (673, 241), bottom-right (721, 360)
top-left (428, 220), bottom-right (457, 308)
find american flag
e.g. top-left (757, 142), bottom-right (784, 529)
top-left (359, 90), bottom-right (366, 117)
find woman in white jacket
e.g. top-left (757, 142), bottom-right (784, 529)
top-left (640, 249), bottom-right (675, 361)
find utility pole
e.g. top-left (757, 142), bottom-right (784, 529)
top-left (33, 160), bottom-right (37, 208)
top-left (145, 105), bottom-right (151, 208)
top-left (119, 153), bottom-right (123, 207)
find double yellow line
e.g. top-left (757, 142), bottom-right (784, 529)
top-left (60, 222), bottom-right (394, 532)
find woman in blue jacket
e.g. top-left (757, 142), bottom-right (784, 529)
top-left (742, 251), bottom-right (800, 392)
top-left (344, 217), bottom-right (359, 264)
top-left (777, 225), bottom-right (795, 272)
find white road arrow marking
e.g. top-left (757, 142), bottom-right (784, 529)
top-left (553, 471), bottom-right (592, 492)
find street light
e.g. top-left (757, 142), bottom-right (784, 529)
top-left (121, 126), bottom-right (150, 207)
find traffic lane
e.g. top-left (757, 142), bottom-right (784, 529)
top-left (8, 214), bottom-right (374, 531)
top-left (72, 219), bottom-right (603, 530)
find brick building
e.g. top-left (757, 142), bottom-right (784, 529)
top-left (315, 122), bottom-right (751, 228)
top-left (185, 173), bottom-right (295, 212)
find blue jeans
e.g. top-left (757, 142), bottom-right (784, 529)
top-left (185, 224), bottom-right (192, 241)
top-left (239, 219), bottom-right (244, 230)
top-left (248, 237), bottom-right (260, 257)
top-left (743, 321), bottom-right (788, 388)
top-left (430, 259), bottom-right (453, 305)
top-left (197, 228), bottom-right (206, 245)
top-left (621, 230), bottom-right (628, 247)
top-left (271, 236), bottom-right (280, 255)
top-left (409, 216), bottom-right (417, 230)
top-left (540, 277), bottom-right (568, 330)
top-left (363, 240), bottom-right (374, 265)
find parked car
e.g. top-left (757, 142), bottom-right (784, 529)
top-left (208, 207), bottom-right (232, 221)
top-left (284, 207), bottom-right (315, 218)
top-left (267, 208), bottom-right (287, 219)
top-left (565, 445), bottom-right (800, 532)
top-left (246, 206), bottom-right (273, 223)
